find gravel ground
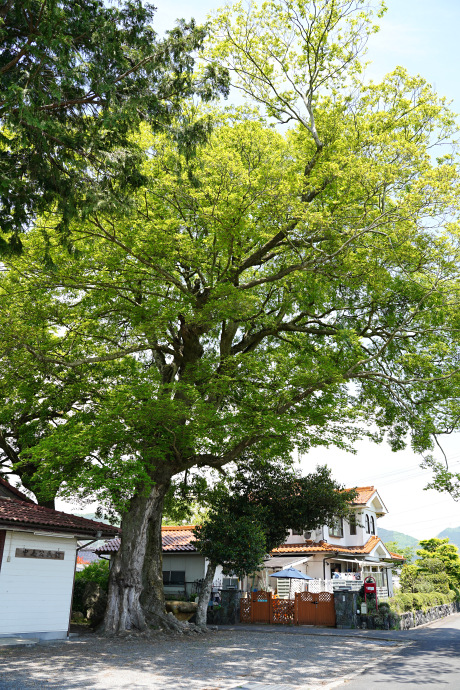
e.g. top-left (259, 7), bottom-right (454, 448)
top-left (0, 629), bottom-right (404, 690)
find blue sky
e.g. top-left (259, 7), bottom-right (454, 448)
top-left (65, 1), bottom-right (460, 540)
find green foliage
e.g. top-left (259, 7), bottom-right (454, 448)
top-left (0, 0), bottom-right (228, 248)
top-left (73, 560), bottom-right (110, 614)
top-left (384, 541), bottom-right (416, 564)
top-left (194, 512), bottom-right (267, 578)
top-left (417, 538), bottom-right (460, 587)
top-left (193, 462), bottom-right (355, 577)
top-left (399, 538), bottom-right (460, 596)
top-left (389, 591), bottom-right (455, 614)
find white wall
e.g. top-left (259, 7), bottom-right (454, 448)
top-left (162, 553), bottom-right (206, 582)
top-left (0, 530), bottom-right (77, 638)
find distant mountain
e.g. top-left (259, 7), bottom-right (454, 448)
top-left (378, 527), bottom-right (419, 549)
top-left (437, 527), bottom-right (460, 551)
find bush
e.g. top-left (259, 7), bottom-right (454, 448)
top-left (73, 560), bottom-right (110, 614)
top-left (400, 564), bottom-right (451, 595)
top-left (389, 590), bottom-right (455, 614)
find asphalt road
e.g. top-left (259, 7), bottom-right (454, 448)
top-left (345, 613), bottom-right (460, 689)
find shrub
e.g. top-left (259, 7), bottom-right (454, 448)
top-left (73, 560), bottom-right (110, 614)
top-left (389, 591), bottom-right (455, 614)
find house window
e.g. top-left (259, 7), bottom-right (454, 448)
top-left (329, 518), bottom-right (343, 538)
top-left (162, 570), bottom-right (185, 585)
top-left (365, 514), bottom-right (370, 533)
top-left (370, 516), bottom-right (375, 535)
top-left (349, 513), bottom-right (357, 536)
top-left (291, 529), bottom-right (303, 536)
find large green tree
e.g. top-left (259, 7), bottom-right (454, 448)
top-left (2, 0), bottom-right (460, 634)
top-left (0, 0), bottom-right (228, 250)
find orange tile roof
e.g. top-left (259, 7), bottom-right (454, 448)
top-left (272, 535), bottom-right (383, 556)
top-left (389, 551), bottom-right (405, 561)
top-left (350, 486), bottom-right (376, 505)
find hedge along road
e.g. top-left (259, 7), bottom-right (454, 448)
top-left (343, 613), bottom-right (460, 689)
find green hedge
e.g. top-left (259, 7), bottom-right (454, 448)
top-left (389, 591), bottom-right (455, 613)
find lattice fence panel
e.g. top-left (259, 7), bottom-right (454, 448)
top-left (318, 591), bottom-right (334, 603)
top-left (240, 598), bottom-right (251, 623)
top-left (297, 591), bottom-right (315, 603)
top-left (253, 591), bottom-right (270, 602)
top-left (307, 579), bottom-right (333, 593)
top-left (271, 598), bottom-right (294, 624)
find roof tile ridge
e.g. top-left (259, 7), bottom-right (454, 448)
top-left (0, 498), bottom-right (121, 531)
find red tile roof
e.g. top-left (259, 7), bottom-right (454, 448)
top-left (0, 497), bottom-right (121, 538)
top-left (0, 476), bottom-right (34, 503)
top-left (96, 525), bottom-right (197, 555)
top-left (162, 525), bottom-right (196, 552)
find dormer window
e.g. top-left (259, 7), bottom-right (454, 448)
top-left (365, 514), bottom-right (370, 533)
top-left (370, 515), bottom-right (375, 535)
top-left (330, 518), bottom-right (343, 538)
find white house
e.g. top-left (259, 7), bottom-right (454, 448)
top-left (0, 477), bottom-right (120, 640)
top-left (252, 486), bottom-right (403, 599)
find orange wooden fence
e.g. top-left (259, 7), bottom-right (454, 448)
top-left (240, 590), bottom-right (336, 627)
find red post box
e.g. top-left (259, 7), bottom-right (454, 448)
top-left (364, 576), bottom-right (378, 611)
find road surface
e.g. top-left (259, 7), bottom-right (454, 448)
top-left (345, 613), bottom-right (460, 689)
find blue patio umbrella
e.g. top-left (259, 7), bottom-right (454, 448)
top-left (270, 566), bottom-right (314, 598)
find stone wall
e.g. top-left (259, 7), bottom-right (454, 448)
top-left (334, 591), bottom-right (360, 629)
top-left (361, 601), bottom-right (460, 630)
top-left (207, 590), bottom-right (241, 625)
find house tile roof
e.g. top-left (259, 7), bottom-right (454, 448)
top-left (96, 527), bottom-right (404, 561)
top-left (389, 551), bottom-right (405, 561)
top-left (0, 496), bottom-right (121, 538)
top-left (0, 476), bottom-right (34, 503)
top-left (162, 525), bottom-right (197, 551)
top-left (95, 536), bottom-right (120, 553)
top-left (351, 486), bottom-right (377, 505)
top-left (96, 525), bottom-right (198, 555)
top-left (273, 535), bottom-right (384, 556)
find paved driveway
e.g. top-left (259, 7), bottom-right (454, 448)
top-left (0, 627), bottom-right (404, 690)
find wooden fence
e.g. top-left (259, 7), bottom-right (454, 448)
top-left (240, 590), bottom-right (336, 627)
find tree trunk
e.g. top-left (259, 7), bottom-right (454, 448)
top-left (195, 561), bottom-right (216, 628)
top-left (103, 481), bottom-right (169, 634)
top-left (140, 487), bottom-right (190, 631)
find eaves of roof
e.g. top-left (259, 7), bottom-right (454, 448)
top-left (0, 496), bottom-right (121, 538)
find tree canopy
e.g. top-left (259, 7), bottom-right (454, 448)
top-left (0, 0), bottom-right (228, 250)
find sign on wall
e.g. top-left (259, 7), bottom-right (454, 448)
top-left (15, 548), bottom-right (64, 560)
